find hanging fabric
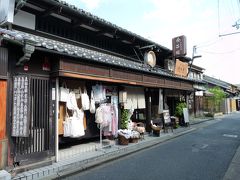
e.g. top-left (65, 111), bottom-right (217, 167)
top-left (63, 111), bottom-right (71, 137)
top-left (158, 89), bottom-right (163, 114)
top-left (89, 90), bottom-right (96, 113)
top-left (111, 95), bottom-right (118, 136)
top-left (59, 82), bottom-right (69, 102)
top-left (137, 88), bottom-right (146, 109)
top-left (124, 87), bottom-right (145, 109)
top-left (66, 91), bottom-right (78, 110)
top-left (92, 84), bottom-right (106, 103)
top-left (70, 109), bottom-right (85, 137)
top-left (95, 106), bottom-right (104, 124)
top-left (80, 87), bottom-right (90, 111)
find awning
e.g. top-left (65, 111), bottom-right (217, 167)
top-left (204, 90), bottom-right (214, 97)
top-left (193, 84), bottom-right (206, 91)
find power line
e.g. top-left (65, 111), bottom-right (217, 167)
top-left (219, 31), bottom-right (240, 37)
top-left (196, 38), bottom-right (222, 48)
top-left (200, 47), bottom-right (240, 54)
top-left (218, 0), bottom-right (220, 36)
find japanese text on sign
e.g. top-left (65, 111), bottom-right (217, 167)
top-left (172, 35), bottom-right (187, 57)
top-left (12, 75), bottom-right (30, 137)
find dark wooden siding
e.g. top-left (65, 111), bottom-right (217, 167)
top-left (59, 59), bottom-right (194, 91)
top-left (0, 48), bottom-right (8, 79)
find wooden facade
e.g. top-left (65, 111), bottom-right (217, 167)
top-left (0, 0), bottom-right (199, 169)
top-left (59, 59), bottom-right (194, 91)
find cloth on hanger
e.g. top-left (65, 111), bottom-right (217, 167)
top-left (70, 109), bottom-right (85, 137)
top-left (92, 84), bottom-right (106, 103)
top-left (158, 89), bottom-right (163, 114)
top-left (124, 87), bottom-right (145, 109)
top-left (111, 95), bottom-right (118, 136)
top-left (137, 88), bottom-right (146, 109)
top-left (83, 113), bottom-right (87, 130)
top-left (64, 91), bottom-right (86, 138)
top-left (66, 91), bottom-right (79, 110)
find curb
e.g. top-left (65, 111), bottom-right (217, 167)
top-left (190, 118), bottom-right (214, 125)
top-left (13, 117), bottom-right (219, 180)
top-left (50, 128), bottom-right (196, 179)
top-left (223, 145), bottom-right (240, 180)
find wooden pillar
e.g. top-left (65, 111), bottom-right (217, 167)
top-left (145, 88), bottom-right (151, 132)
top-left (0, 80), bottom-right (7, 169)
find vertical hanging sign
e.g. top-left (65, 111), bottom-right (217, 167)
top-left (172, 35), bottom-right (187, 57)
top-left (12, 75), bottom-right (30, 137)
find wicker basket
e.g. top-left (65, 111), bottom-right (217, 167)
top-left (151, 124), bottom-right (161, 136)
top-left (118, 134), bottom-right (129, 145)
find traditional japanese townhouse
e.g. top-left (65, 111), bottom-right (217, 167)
top-left (188, 64), bottom-right (206, 117)
top-left (203, 75), bottom-right (239, 114)
top-left (0, 0), bottom-right (200, 170)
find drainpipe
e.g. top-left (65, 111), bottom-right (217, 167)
top-left (16, 38), bottom-right (36, 66)
top-left (55, 78), bottom-right (59, 162)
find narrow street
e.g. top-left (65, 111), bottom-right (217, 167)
top-left (61, 113), bottom-right (240, 180)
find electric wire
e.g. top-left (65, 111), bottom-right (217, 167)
top-left (199, 47), bottom-right (240, 54)
top-left (238, 0), bottom-right (240, 17)
top-left (230, 0), bottom-right (237, 21)
top-left (218, 0), bottom-right (221, 36)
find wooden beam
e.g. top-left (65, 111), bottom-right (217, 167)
top-left (40, 5), bottom-right (61, 17)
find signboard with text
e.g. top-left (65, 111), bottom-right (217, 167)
top-left (174, 59), bottom-right (188, 77)
top-left (12, 75), bottom-right (30, 137)
top-left (172, 35), bottom-right (187, 57)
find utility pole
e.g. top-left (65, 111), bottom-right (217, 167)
top-left (187, 46), bottom-right (202, 76)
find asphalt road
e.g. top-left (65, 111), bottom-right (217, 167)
top-left (61, 113), bottom-right (240, 180)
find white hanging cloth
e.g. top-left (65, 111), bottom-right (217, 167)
top-left (158, 89), bottom-right (163, 114)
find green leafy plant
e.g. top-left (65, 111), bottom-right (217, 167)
top-left (207, 86), bottom-right (226, 113)
top-left (121, 109), bottom-right (129, 129)
top-left (175, 101), bottom-right (187, 118)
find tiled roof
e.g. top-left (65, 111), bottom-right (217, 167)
top-left (0, 27), bottom-right (203, 83)
top-left (203, 75), bottom-right (231, 89)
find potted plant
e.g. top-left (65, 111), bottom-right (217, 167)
top-left (175, 101), bottom-right (187, 126)
top-left (121, 109), bottom-right (129, 129)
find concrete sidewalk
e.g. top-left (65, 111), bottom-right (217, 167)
top-left (223, 140), bottom-right (240, 180)
top-left (9, 117), bottom-right (222, 180)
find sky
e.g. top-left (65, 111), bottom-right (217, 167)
top-left (64, 0), bottom-right (240, 85)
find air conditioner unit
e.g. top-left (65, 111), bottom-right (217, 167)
top-left (164, 59), bottom-right (175, 72)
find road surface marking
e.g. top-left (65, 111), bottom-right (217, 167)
top-left (223, 134), bottom-right (238, 138)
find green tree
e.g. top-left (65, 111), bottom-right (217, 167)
top-left (207, 87), bottom-right (226, 113)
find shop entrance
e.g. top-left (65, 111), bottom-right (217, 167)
top-left (13, 76), bottom-right (54, 165)
top-left (58, 79), bottom-right (119, 159)
top-left (166, 97), bottom-right (179, 116)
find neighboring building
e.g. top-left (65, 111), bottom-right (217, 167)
top-left (0, 0), bottom-right (200, 171)
top-left (203, 75), bottom-right (240, 114)
top-left (188, 65), bottom-right (206, 117)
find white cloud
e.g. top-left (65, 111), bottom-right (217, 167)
top-left (79, 0), bottom-right (105, 10)
top-left (64, 0), bottom-right (106, 11)
top-left (143, 0), bottom-right (193, 24)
